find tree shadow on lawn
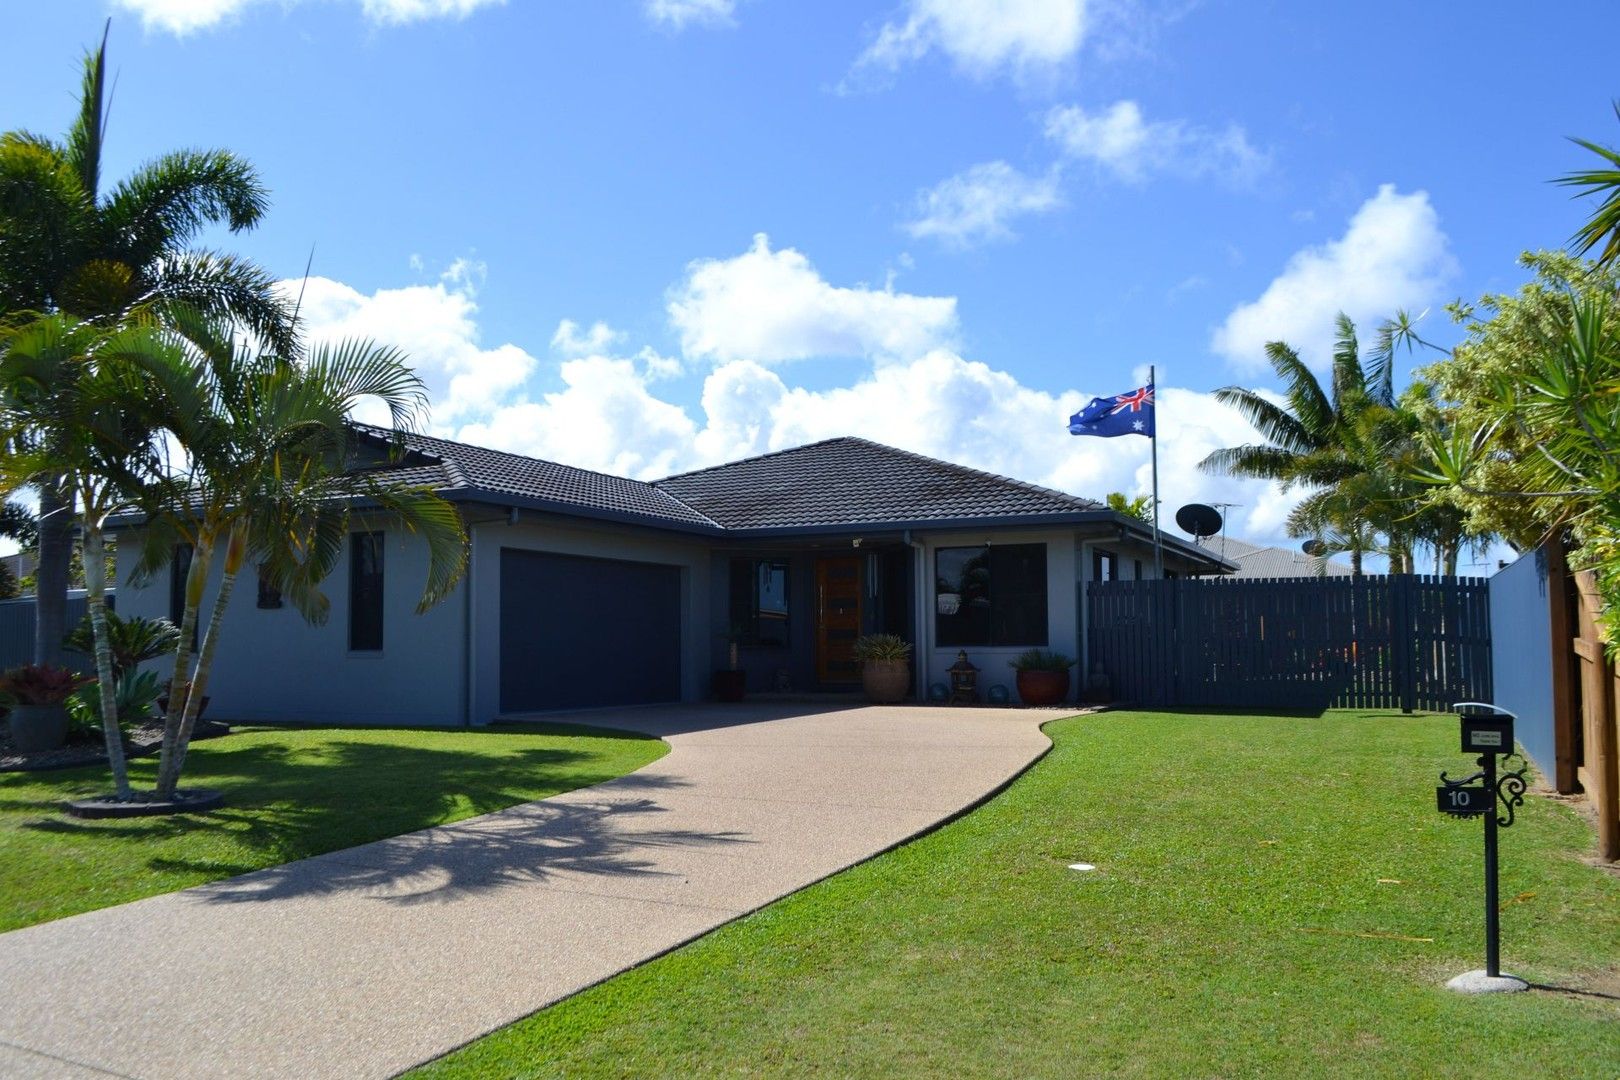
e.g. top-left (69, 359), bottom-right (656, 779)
top-left (191, 777), bottom-right (752, 907)
top-left (9, 736), bottom-right (693, 887)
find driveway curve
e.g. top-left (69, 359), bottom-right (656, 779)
top-left (0, 703), bottom-right (1065, 1080)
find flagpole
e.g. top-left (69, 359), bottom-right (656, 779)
top-left (1150, 363), bottom-right (1163, 578)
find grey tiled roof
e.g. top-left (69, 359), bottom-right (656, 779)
top-left (355, 427), bottom-right (717, 529)
top-left (655, 437), bottom-right (1102, 529)
top-left (358, 429), bottom-right (1104, 534)
top-left (1202, 535), bottom-right (1352, 579)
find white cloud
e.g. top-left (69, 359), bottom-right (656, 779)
top-left (849, 0), bottom-right (1087, 86)
top-left (280, 264), bottom-right (536, 427)
top-left (644, 0), bottom-right (736, 29)
top-left (551, 319), bottom-right (625, 358)
top-left (1044, 100), bottom-right (1270, 186)
top-left (904, 161), bottom-right (1063, 248)
top-left (667, 233), bottom-right (959, 365)
top-left (1211, 185), bottom-right (1458, 372)
top-left (113, 0), bottom-right (504, 35)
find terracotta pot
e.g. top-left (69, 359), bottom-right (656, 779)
top-left (8, 703), bottom-right (68, 752)
top-left (1015, 669), bottom-right (1070, 706)
top-left (861, 659), bottom-right (910, 704)
top-left (711, 669), bottom-right (746, 703)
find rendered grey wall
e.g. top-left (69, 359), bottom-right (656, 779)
top-left (1489, 548), bottom-right (1556, 776)
top-left (115, 524), bottom-right (465, 727)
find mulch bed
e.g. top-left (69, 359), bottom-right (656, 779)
top-left (0, 720), bottom-right (231, 774)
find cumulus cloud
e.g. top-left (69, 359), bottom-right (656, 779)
top-left (551, 319), bottom-right (625, 358)
top-left (644, 0), bottom-right (736, 29)
top-left (1211, 185), bottom-right (1458, 372)
top-left (113, 0), bottom-right (504, 35)
top-left (1044, 100), bottom-right (1270, 186)
top-left (849, 0), bottom-right (1087, 86)
top-left (904, 161), bottom-right (1064, 248)
top-left (667, 233), bottom-right (959, 365)
top-left (279, 263), bottom-right (536, 427)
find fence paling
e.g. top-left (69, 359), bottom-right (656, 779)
top-left (1088, 574), bottom-right (1491, 712)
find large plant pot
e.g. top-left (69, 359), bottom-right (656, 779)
top-left (711, 670), bottom-right (746, 703)
top-left (861, 660), bottom-right (910, 704)
top-left (1015, 669), bottom-right (1070, 707)
top-left (8, 704), bottom-right (69, 752)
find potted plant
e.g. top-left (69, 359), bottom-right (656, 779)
top-left (853, 634), bottom-right (912, 703)
top-left (0, 664), bottom-right (91, 752)
top-left (711, 634), bottom-right (746, 702)
top-left (1009, 649), bottom-right (1075, 706)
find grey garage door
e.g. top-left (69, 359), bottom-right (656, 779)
top-left (499, 549), bottom-right (683, 712)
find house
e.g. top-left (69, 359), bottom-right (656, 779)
top-left (1200, 535), bottom-right (1352, 579)
top-left (113, 429), bottom-right (1232, 725)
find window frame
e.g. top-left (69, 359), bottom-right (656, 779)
top-left (934, 542), bottom-right (1049, 648)
top-left (348, 531), bottom-right (385, 653)
top-left (728, 557), bottom-right (791, 648)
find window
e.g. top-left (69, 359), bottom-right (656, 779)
top-left (935, 543), bottom-right (1047, 647)
top-left (349, 532), bottom-right (384, 652)
top-left (1093, 549), bottom-right (1118, 582)
top-left (256, 564), bottom-right (283, 609)
top-left (169, 544), bottom-right (192, 626)
top-left (729, 558), bottom-right (789, 647)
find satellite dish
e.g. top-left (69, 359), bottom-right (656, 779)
top-left (1175, 503), bottom-right (1223, 539)
top-left (1301, 539), bottom-right (1327, 557)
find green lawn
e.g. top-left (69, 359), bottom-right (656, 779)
top-left (417, 710), bottom-right (1620, 1079)
top-left (0, 722), bottom-right (666, 933)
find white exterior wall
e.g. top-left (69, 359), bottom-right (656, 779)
top-left (468, 514), bottom-right (712, 725)
top-left (115, 522), bottom-right (466, 727)
top-left (919, 528), bottom-right (1081, 704)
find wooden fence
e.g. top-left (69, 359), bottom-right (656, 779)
top-left (1547, 541), bottom-right (1619, 860)
top-left (1087, 575), bottom-right (1492, 713)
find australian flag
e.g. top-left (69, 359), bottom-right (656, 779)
top-left (1068, 383), bottom-right (1155, 438)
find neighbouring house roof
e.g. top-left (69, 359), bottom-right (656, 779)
top-left (1199, 535), bottom-right (1353, 579)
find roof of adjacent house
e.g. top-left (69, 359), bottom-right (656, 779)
top-left (354, 427), bottom-right (1228, 568)
top-left (1199, 535), bottom-right (1353, 579)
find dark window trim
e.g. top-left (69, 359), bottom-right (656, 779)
top-left (729, 556), bottom-right (790, 648)
top-left (934, 542), bottom-right (1048, 648)
top-left (349, 531), bottom-right (385, 653)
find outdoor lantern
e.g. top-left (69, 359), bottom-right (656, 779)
top-left (948, 650), bottom-right (980, 705)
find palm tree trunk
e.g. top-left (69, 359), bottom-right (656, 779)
top-left (1350, 544), bottom-right (1363, 578)
top-left (82, 522), bottom-right (130, 798)
top-left (155, 535), bottom-right (212, 793)
top-left (1443, 545), bottom-right (1459, 577)
top-left (33, 480), bottom-right (72, 669)
top-left (158, 525), bottom-right (244, 797)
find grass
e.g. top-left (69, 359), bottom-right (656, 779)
top-left (415, 710), bottom-right (1620, 1079)
top-left (0, 722), bottom-right (666, 933)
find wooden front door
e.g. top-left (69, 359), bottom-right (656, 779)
top-left (816, 556), bottom-right (863, 684)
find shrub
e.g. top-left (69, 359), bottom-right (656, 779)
top-left (853, 634), bottom-right (912, 663)
top-left (66, 670), bottom-right (164, 739)
top-left (1009, 649), bottom-right (1075, 673)
top-left (63, 611), bottom-right (180, 681)
top-left (0, 664), bottom-right (91, 707)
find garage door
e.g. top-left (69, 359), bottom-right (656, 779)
top-left (499, 549), bottom-right (683, 712)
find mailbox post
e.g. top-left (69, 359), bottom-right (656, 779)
top-left (1437, 702), bottom-right (1530, 993)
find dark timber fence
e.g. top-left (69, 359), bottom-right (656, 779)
top-left (1087, 575), bottom-right (1491, 712)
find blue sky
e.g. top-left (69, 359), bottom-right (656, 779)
top-left (6, 0), bottom-right (1617, 565)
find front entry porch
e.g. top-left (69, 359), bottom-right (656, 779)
top-left (712, 540), bottom-right (916, 697)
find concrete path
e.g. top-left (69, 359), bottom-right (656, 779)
top-left (0, 703), bottom-right (1064, 1079)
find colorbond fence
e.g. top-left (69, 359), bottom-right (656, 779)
top-left (0, 594), bottom-right (105, 672)
top-left (1087, 575), bottom-right (1491, 712)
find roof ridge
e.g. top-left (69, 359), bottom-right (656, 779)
top-left (652, 436), bottom-right (859, 484)
top-left (360, 423), bottom-right (669, 492)
top-left (847, 438), bottom-right (1101, 510)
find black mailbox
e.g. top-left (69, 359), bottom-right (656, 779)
top-left (1455, 702), bottom-right (1515, 756)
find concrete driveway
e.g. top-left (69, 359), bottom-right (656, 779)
top-left (0, 703), bottom-right (1066, 1079)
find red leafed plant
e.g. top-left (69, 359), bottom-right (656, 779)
top-left (0, 664), bottom-right (92, 707)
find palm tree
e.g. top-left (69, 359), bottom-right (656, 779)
top-left (0, 314), bottom-right (194, 796)
top-left (133, 328), bottom-right (468, 798)
top-left (1105, 492), bottom-right (1152, 522)
top-left (0, 24), bottom-right (294, 671)
top-left (1559, 102), bottom-right (1620, 266)
top-left (1199, 314), bottom-right (1400, 575)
